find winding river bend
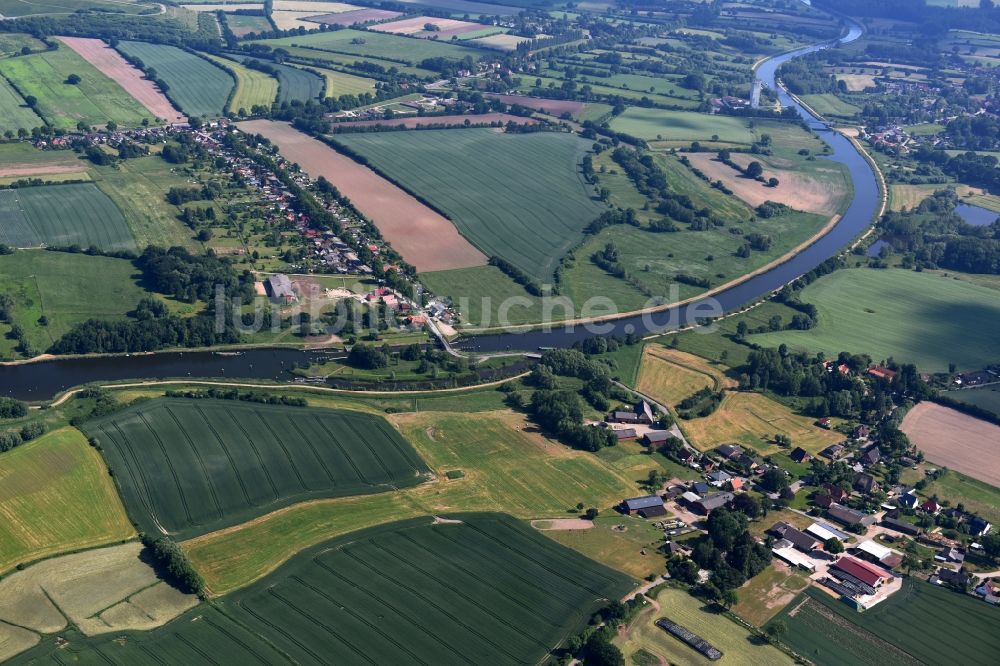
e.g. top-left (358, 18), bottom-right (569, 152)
top-left (0, 19), bottom-right (879, 400)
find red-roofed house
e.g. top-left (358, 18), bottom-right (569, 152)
top-left (920, 499), bottom-right (941, 515)
top-left (868, 366), bottom-right (897, 381)
top-left (832, 556), bottom-right (890, 589)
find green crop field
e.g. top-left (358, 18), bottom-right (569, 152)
top-left (0, 0), bottom-right (150, 17)
top-left (800, 92), bottom-right (862, 118)
top-left (770, 580), bottom-right (1000, 666)
top-left (222, 12), bottom-right (272, 37)
top-left (117, 42), bottom-right (234, 118)
top-left (273, 62), bottom-right (324, 104)
top-left (945, 384), bottom-right (1000, 418)
top-left (750, 268), bottom-right (1000, 372)
top-left (420, 264), bottom-right (544, 327)
top-left (12, 514), bottom-right (631, 665)
top-left (0, 33), bottom-right (46, 55)
top-left (0, 76), bottom-right (42, 134)
top-left (0, 250), bottom-right (148, 357)
top-left (82, 398), bottom-right (431, 540)
top-left (0, 47), bottom-right (151, 129)
top-left (0, 427), bottom-right (134, 574)
top-left (203, 53), bottom-right (277, 113)
top-left (258, 28), bottom-right (486, 65)
top-left (0, 182), bottom-right (135, 250)
top-left (332, 129), bottom-right (605, 282)
top-left (610, 108), bottom-right (761, 143)
top-left (312, 65), bottom-right (377, 98)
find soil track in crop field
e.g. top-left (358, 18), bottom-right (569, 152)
top-left (901, 401), bottom-right (1000, 487)
top-left (58, 37), bottom-right (185, 124)
top-left (331, 112), bottom-right (536, 130)
top-left (485, 93), bottom-right (584, 115)
top-left (237, 120), bottom-right (487, 272)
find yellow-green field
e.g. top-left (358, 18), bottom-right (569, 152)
top-left (0, 427), bottom-right (135, 574)
top-left (541, 513), bottom-right (671, 579)
top-left (312, 66), bottom-right (377, 98)
top-left (203, 53), bottom-right (277, 113)
top-left (636, 345), bottom-right (736, 406)
top-left (616, 587), bottom-right (793, 666)
top-left (731, 564), bottom-right (810, 627)
top-left (182, 409), bottom-right (643, 594)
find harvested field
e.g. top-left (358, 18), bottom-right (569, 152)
top-left (901, 402), bottom-right (1000, 487)
top-left (0, 622), bottom-right (37, 663)
top-left (636, 345), bottom-right (736, 407)
top-left (0, 542), bottom-right (197, 655)
top-left (486, 93), bottom-right (585, 115)
top-left (470, 32), bottom-right (533, 50)
top-left (180, 3), bottom-right (262, 9)
top-left (305, 7), bottom-right (402, 25)
top-left (57, 37), bottom-right (185, 124)
top-left (0, 162), bottom-right (85, 178)
top-left (835, 73), bottom-right (876, 91)
top-left (238, 119), bottom-right (486, 271)
top-left (83, 397), bottom-right (432, 540)
top-left (310, 65), bottom-right (376, 97)
top-left (331, 112), bottom-right (536, 130)
top-left (0, 428), bottom-right (134, 575)
top-left (271, 10), bottom-right (326, 30)
top-left (272, 0), bottom-right (358, 9)
top-left (685, 152), bottom-right (847, 216)
top-left (259, 28), bottom-right (485, 64)
top-left (731, 562), bottom-right (809, 627)
top-left (371, 15), bottom-right (489, 39)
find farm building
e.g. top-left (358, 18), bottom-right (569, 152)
top-left (691, 492), bottom-right (734, 515)
top-left (607, 401), bottom-right (654, 425)
top-left (852, 540), bottom-right (901, 568)
top-left (621, 495), bottom-right (665, 517)
top-left (772, 546), bottom-right (816, 572)
top-left (717, 444), bottom-right (742, 459)
top-left (831, 556), bottom-right (891, 590)
top-left (770, 522), bottom-right (820, 552)
top-left (265, 274), bottom-right (296, 303)
top-left (807, 522), bottom-right (850, 543)
top-left (643, 430), bottom-right (672, 446)
top-left (611, 428), bottom-right (637, 441)
top-left (881, 516), bottom-right (921, 536)
top-left (827, 503), bottom-right (876, 528)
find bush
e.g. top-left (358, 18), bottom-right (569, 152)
top-left (140, 534), bottom-right (204, 595)
top-left (0, 397), bottom-right (27, 419)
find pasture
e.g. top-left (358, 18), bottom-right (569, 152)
top-left (610, 108), bottom-right (760, 143)
top-left (0, 182), bottom-right (135, 250)
top-left (203, 53), bottom-right (277, 112)
top-left (420, 264), bottom-right (544, 327)
top-left (257, 28), bottom-right (485, 65)
top-left (799, 93), bottom-right (862, 118)
top-left (730, 563), bottom-right (810, 627)
top-left (0, 77), bottom-right (42, 134)
top-left (333, 128), bottom-right (605, 282)
top-left (901, 402), bottom-right (1000, 487)
top-left (617, 586), bottom-right (792, 666)
top-left (541, 513), bottom-right (672, 579)
top-left (183, 408), bottom-right (642, 593)
top-left (0, 250), bottom-right (148, 358)
top-left (222, 12), bottom-right (273, 36)
top-left (227, 515), bottom-right (632, 664)
top-left (749, 268), bottom-right (1000, 373)
top-left (116, 42), bottom-right (234, 118)
top-left (0, 428), bottom-right (134, 575)
top-left (771, 580), bottom-right (1000, 666)
top-left (312, 65), bottom-right (377, 98)
top-left (0, 0), bottom-right (150, 16)
top-left (636, 346), bottom-right (735, 407)
top-left (239, 120), bottom-right (486, 272)
top-left (82, 397), bottom-right (431, 540)
top-left (0, 46), bottom-right (151, 129)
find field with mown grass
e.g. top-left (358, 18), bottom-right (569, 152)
top-left (799, 92), bottom-right (862, 118)
top-left (256, 27), bottom-right (486, 65)
top-left (750, 268), bottom-right (1000, 372)
top-left (636, 346), bottom-right (735, 406)
top-left (116, 42), bottom-right (234, 118)
top-left (0, 428), bottom-right (134, 574)
top-left (332, 129), bottom-right (604, 282)
top-left (203, 53), bottom-right (277, 113)
top-left (83, 397), bottom-right (431, 540)
top-left (0, 76), bottom-right (42, 134)
top-left (610, 108), bottom-right (761, 143)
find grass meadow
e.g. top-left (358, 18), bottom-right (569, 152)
top-left (0, 47), bottom-right (151, 129)
top-left (799, 92), bottom-right (862, 118)
top-left (259, 28), bottom-right (486, 65)
top-left (83, 398), bottom-right (431, 540)
top-left (0, 182), bottom-right (135, 250)
top-left (203, 53), bottom-right (277, 112)
top-left (770, 580), bottom-right (1000, 666)
top-left (0, 428), bottom-right (134, 574)
top-left (610, 108), bottom-right (761, 143)
top-left (0, 0), bottom-right (150, 16)
top-left (750, 268), bottom-right (1000, 372)
top-left (0, 76), bottom-right (42, 134)
top-left (312, 65), bottom-right (377, 97)
top-left (636, 346), bottom-right (734, 405)
top-left (117, 42), bottom-right (234, 118)
top-left (333, 129), bottom-right (605, 282)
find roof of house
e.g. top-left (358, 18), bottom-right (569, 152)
top-left (833, 556), bottom-right (889, 587)
top-left (695, 492), bottom-right (734, 512)
top-left (639, 504), bottom-right (669, 518)
top-left (920, 499), bottom-right (940, 512)
top-left (773, 523), bottom-right (820, 551)
top-left (644, 430), bottom-right (671, 443)
top-left (854, 473), bottom-right (877, 493)
top-left (814, 493), bottom-right (834, 509)
top-left (681, 491), bottom-right (702, 503)
top-left (935, 568), bottom-right (971, 587)
top-left (623, 495), bottom-right (664, 511)
top-left (868, 366), bottom-right (897, 381)
top-left (614, 428), bottom-right (637, 439)
top-left (637, 400), bottom-right (654, 422)
top-left (707, 470), bottom-right (732, 482)
top-left (692, 482), bottom-right (710, 494)
top-left (881, 516), bottom-right (920, 535)
top-left (854, 540), bottom-right (893, 561)
top-left (789, 447), bottom-right (811, 462)
top-left (827, 503), bottom-right (875, 526)
top-left (969, 517), bottom-right (992, 535)
top-left (612, 411), bottom-right (639, 422)
top-left (717, 444), bottom-right (743, 458)
top-left (821, 444), bottom-right (844, 458)
top-left (899, 493), bottom-right (919, 508)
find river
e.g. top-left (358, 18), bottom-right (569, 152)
top-left (0, 16), bottom-right (880, 400)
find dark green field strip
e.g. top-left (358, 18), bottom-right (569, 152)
top-left (0, 183), bottom-right (135, 251)
top-left (330, 129), bottom-right (605, 282)
top-left (117, 42), bottom-right (234, 118)
top-left (83, 398), bottom-right (430, 540)
top-left (275, 64), bottom-right (324, 104)
top-left (227, 514), bottom-right (632, 666)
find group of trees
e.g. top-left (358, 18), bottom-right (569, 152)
top-left (0, 422), bottom-right (45, 453)
top-left (140, 534), bottom-right (204, 596)
top-left (0, 397), bottom-right (27, 419)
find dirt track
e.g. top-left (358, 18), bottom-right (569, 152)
top-left (237, 120), bottom-right (487, 272)
top-left (58, 37), bottom-right (185, 124)
top-left (332, 113), bottom-right (536, 130)
top-left (901, 401), bottom-right (1000, 487)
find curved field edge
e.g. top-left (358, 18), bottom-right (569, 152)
top-left (80, 397), bottom-right (432, 541)
top-left (0, 427), bottom-right (135, 575)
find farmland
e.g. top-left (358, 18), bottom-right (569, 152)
top-left (332, 128), bottom-right (605, 282)
top-left (0, 182), bottom-right (135, 251)
top-left (750, 268), bottom-right (1000, 372)
top-left (203, 53), bottom-right (277, 112)
top-left (116, 42), bottom-right (234, 118)
top-left (945, 384), bottom-right (1000, 418)
top-left (82, 398), bottom-right (431, 540)
top-left (183, 408), bottom-right (643, 593)
top-left (616, 586), bottom-right (793, 666)
top-left (238, 119), bottom-right (486, 272)
top-left (420, 264), bottom-right (544, 327)
top-left (610, 108), bottom-right (761, 144)
top-left (0, 77), bottom-right (42, 134)
top-left (0, 46), bottom-right (151, 129)
top-left (0, 0), bottom-right (151, 16)
top-left (0, 251), bottom-right (149, 358)
top-left (13, 515), bottom-right (632, 665)
top-left (0, 428), bottom-right (134, 574)
top-left (771, 580), bottom-right (1000, 666)
top-left (636, 346), bottom-right (735, 407)
top-left (901, 402), bottom-right (1000, 487)
top-left (311, 65), bottom-right (376, 97)
top-left (258, 27), bottom-right (486, 64)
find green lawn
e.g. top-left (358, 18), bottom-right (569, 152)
top-left (0, 250), bottom-right (148, 357)
top-left (0, 47), bottom-right (151, 129)
top-left (770, 580), bottom-right (1000, 666)
top-left (0, 182), bottom-right (135, 250)
top-left (332, 129), bottom-right (605, 283)
top-left (116, 42), bottom-right (234, 118)
top-left (751, 268), bottom-right (1000, 372)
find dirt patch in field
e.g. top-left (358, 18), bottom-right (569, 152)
top-left (237, 120), bottom-right (487, 271)
top-left (685, 151), bottom-right (845, 216)
top-left (371, 15), bottom-right (487, 38)
top-left (485, 94), bottom-right (585, 115)
top-left (58, 37), bottom-right (185, 124)
top-left (532, 518), bottom-right (596, 530)
top-left (331, 112), bottom-right (537, 130)
top-left (0, 163), bottom-right (86, 178)
top-left (901, 401), bottom-right (1000, 487)
top-left (307, 8), bottom-right (402, 25)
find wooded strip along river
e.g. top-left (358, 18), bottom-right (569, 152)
top-left (1, 18), bottom-right (878, 400)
